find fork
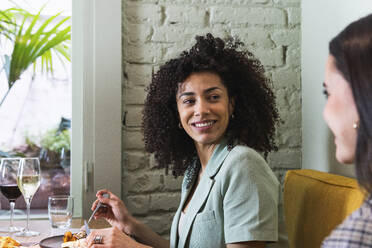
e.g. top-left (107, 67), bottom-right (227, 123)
top-left (87, 193), bottom-right (109, 225)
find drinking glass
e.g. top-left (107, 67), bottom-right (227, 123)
top-left (0, 158), bottom-right (22, 233)
top-left (15, 158), bottom-right (41, 237)
top-left (48, 195), bottom-right (74, 229)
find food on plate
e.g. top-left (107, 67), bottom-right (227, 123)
top-left (63, 230), bottom-right (87, 242)
top-left (62, 230), bottom-right (87, 248)
top-left (61, 239), bottom-right (87, 248)
top-left (0, 236), bottom-right (20, 247)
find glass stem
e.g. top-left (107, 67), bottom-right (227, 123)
top-left (25, 197), bottom-right (31, 232)
top-left (9, 201), bottom-right (15, 230)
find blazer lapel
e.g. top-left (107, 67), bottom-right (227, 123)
top-left (177, 137), bottom-right (231, 248)
top-left (170, 180), bottom-right (194, 248)
top-left (177, 177), bottom-right (215, 248)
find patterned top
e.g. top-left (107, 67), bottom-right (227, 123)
top-left (322, 197), bottom-right (372, 248)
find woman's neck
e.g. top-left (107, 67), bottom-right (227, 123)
top-left (195, 142), bottom-right (218, 171)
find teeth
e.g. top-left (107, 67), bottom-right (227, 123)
top-left (195, 121), bottom-right (213, 128)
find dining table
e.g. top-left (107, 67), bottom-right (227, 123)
top-left (0, 218), bottom-right (111, 247)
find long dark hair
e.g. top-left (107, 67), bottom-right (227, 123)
top-left (329, 13), bottom-right (372, 193)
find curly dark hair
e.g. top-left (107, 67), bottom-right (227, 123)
top-left (143, 33), bottom-right (279, 178)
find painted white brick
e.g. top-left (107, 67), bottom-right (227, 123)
top-left (125, 63), bottom-right (153, 87)
top-left (287, 7), bottom-right (301, 25)
top-left (278, 127), bottom-right (301, 148)
top-left (126, 105), bottom-right (144, 127)
top-left (272, 68), bottom-right (301, 90)
top-left (253, 0), bottom-right (270, 3)
top-left (125, 3), bottom-right (162, 25)
top-left (124, 151), bottom-right (148, 171)
top-left (277, 105), bottom-right (301, 128)
top-left (125, 87), bottom-right (147, 105)
top-left (126, 195), bottom-right (150, 215)
top-left (211, 7), bottom-right (286, 26)
top-left (124, 43), bottom-right (163, 63)
top-left (152, 25), bottom-right (197, 43)
top-left (271, 28), bottom-right (300, 46)
top-left (125, 23), bottom-right (153, 43)
top-left (232, 28), bottom-right (274, 48)
top-left (273, 0), bottom-right (301, 4)
top-left (125, 171), bottom-right (163, 193)
top-left (286, 45), bottom-right (300, 67)
top-left (123, 131), bottom-right (145, 150)
top-left (252, 47), bottom-right (284, 67)
top-left (166, 5), bottom-right (206, 26)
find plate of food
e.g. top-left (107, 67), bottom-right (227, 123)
top-left (40, 230), bottom-right (87, 248)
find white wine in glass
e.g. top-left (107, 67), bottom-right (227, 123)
top-left (15, 158), bottom-right (41, 237)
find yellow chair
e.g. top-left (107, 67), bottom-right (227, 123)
top-left (284, 169), bottom-right (365, 248)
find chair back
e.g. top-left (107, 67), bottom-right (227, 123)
top-left (284, 169), bottom-right (365, 248)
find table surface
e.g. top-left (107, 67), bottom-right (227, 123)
top-left (0, 218), bottom-right (110, 247)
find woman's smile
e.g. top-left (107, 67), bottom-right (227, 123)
top-left (192, 120), bottom-right (216, 130)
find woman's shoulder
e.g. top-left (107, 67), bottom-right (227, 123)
top-left (225, 144), bottom-right (268, 170)
top-left (229, 144), bottom-right (265, 159)
top-left (221, 144), bottom-right (276, 180)
top-left (322, 198), bottom-right (372, 247)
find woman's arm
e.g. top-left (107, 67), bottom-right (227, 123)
top-left (91, 189), bottom-right (169, 248)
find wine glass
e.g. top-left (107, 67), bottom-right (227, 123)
top-left (15, 158), bottom-right (41, 237)
top-left (0, 158), bottom-right (22, 233)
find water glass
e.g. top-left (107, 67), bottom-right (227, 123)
top-left (48, 195), bottom-right (74, 229)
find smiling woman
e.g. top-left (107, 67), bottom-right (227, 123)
top-left (86, 33), bottom-right (288, 248)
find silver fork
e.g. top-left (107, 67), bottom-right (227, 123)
top-left (86, 193), bottom-right (109, 225)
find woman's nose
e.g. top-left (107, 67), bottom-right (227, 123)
top-left (194, 100), bottom-right (210, 116)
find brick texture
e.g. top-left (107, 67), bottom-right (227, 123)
top-left (122, 0), bottom-right (301, 237)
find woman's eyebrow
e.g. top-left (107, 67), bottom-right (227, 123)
top-left (178, 92), bottom-right (194, 98)
top-left (204, 86), bottom-right (221, 93)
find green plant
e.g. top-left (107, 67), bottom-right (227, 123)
top-left (0, 9), bottom-right (16, 41)
top-left (40, 128), bottom-right (70, 154)
top-left (0, 6), bottom-right (71, 106)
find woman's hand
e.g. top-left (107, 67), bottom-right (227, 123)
top-left (86, 227), bottom-right (151, 248)
top-left (91, 189), bottom-right (134, 234)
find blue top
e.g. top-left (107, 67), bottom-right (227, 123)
top-left (169, 138), bottom-right (288, 248)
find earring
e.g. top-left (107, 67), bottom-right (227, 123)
top-left (178, 122), bottom-right (183, 129)
top-left (353, 121), bottom-right (359, 129)
top-left (231, 114), bottom-right (235, 119)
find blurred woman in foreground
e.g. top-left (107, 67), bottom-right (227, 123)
top-left (322, 13), bottom-right (372, 247)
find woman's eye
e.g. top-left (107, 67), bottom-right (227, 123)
top-left (209, 95), bottom-right (220, 101)
top-left (322, 89), bottom-right (329, 98)
top-left (183, 99), bottom-right (195, 104)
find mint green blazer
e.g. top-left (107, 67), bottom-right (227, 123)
top-left (169, 139), bottom-right (287, 248)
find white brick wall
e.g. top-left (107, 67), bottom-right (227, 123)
top-left (122, 0), bottom-right (301, 236)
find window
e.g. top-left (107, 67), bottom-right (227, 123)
top-left (0, 0), bottom-right (71, 216)
top-left (0, 0), bottom-right (122, 219)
